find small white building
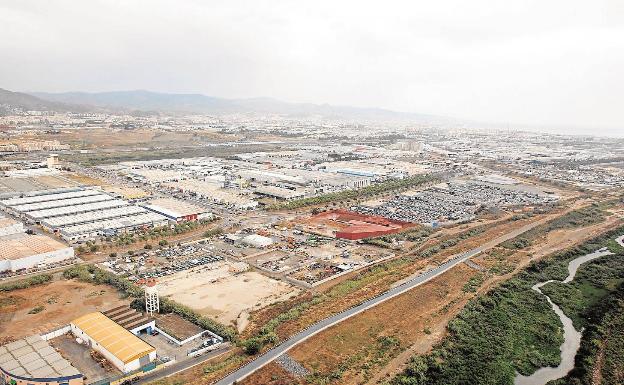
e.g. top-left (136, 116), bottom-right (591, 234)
top-left (70, 312), bottom-right (156, 373)
top-left (241, 234), bottom-right (274, 248)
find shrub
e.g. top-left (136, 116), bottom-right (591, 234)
top-left (0, 274), bottom-right (52, 292)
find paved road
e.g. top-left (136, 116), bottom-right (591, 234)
top-left (134, 344), bottom-right (232, 385)
top-left (214, 218), bottom-right (549, 385)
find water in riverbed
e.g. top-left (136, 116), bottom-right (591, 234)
top-left (513, 247), bottom-right (614, 385)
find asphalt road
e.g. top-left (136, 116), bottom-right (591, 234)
top-left (214, 218), bottom-right (548, 385)
top-left (134, 344), bottom-right (232, 385)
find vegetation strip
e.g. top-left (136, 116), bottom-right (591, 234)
top-left (390, 225), bottom-right (624, 385)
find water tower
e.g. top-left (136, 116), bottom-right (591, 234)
top-left (144, 279), bottom-right (160, 316)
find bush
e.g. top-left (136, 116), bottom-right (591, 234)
top-left (0, 274), bottom-right (52, 292)
top-left (204, 227), bottom-right (224, 238)
top-left (144, 244), bottom-right (152, 250)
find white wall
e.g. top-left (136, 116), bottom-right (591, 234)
top-left (129, 320), bottom-right (155, 335)
top-left (2, 247), bottom-right (74, 272)
top-left (70, 323), bottom-right (155, 373)
top-left (70, 323), bottom-right (127, 372)
top-left (40, 325), bottom-right (71, 340)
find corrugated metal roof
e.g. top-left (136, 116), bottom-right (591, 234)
top-left (71, 312), bottom-right (154, 364)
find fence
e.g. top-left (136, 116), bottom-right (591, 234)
top-left (40, 325), bottom-right (71, 341)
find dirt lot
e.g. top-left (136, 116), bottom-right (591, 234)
top-left (157, 263), bottom-right (300, 326)
top-left (240, 204), bottom-right (623, 385)
top-left (0, 279), bottom-right (128, 339)
top-left (153, 313), bottom-right (203, 341)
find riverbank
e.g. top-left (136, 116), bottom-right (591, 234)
top-left (389, 226), bottom-right (624, 385)
top-left (514, 247), bottom-right (614, 385)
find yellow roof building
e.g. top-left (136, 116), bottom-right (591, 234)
top-left (71, 312), bottom-right (155, 364)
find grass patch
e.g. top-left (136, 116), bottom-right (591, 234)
top-left (0, 274), bottom-right (52, 292)
top-left (390, 226), bottom-right (624, 385)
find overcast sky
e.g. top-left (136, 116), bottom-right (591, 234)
top-left (1, 0), bottom-right (623, 135)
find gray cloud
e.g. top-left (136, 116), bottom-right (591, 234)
top-left (1, 0), bottom-right (623, 134)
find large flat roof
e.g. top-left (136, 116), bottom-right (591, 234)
top-left (71, 312), bottom-right (155, 364)
top-left (141, 198), bottom-right (206, 218)
top-left (0, 334), bottom-right (81, 380)
top-left (0, 234), bottom-right (71, 260)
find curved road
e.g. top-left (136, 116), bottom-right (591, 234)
top-left (214, 218), bottom-right (549, 385)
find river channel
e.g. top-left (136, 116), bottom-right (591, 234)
top-left (513, 246), bottom-right (616, 385)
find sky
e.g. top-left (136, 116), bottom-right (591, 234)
top-left (1, 0), bottom-right (623, 135)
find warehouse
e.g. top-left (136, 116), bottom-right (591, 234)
top-left (27, 199), bottom-right (130, 221)
top-left (2, 193), bottom-right (115, 219)
top-left (70, 312), bottom-right (156, 373)
top-left (0, 234), bottom-right (74, 272)
top-left (0, 188), bottom-right (169, 243)
top-left (242, 234), bottom-right (274, 248)
top-left (41, 205), bottom-right (148, 229)
top-left (58, 212), bottom-right (169, 242)
top-left (308, 210), bottom-right (415, 240)
top-left (141, 198), bottom-right (211, 222)
top-left (253, 185), bottom-right (306, 200)
top-left (0, 335), bottom-right (83, 385)
top-left (103, 306), bottom-right (156, 335)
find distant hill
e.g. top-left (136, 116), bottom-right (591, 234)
top-left (0, 88), bottom-right (89, 114)
top-left (31, 89), bottom-right (448, 123)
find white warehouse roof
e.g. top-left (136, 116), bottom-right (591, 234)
top-left (60, 212), bottom-right (168, 237)
top-left (27, 199), bottom-right (130, 220)
top-left (42, 205), bottom-right (149, 227)
top-left (13, 193), bottom-right (114, 213)
top-left (0, 189), bottom-right (101, 207)
top-left (141, 198), bottom-right (206, 219)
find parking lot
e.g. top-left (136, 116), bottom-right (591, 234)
top-left (102, 241), bottom-right (225, 280)
top-left (139, 332), bottom-right (188, 362)
top-left (355, 179), bottom-right (558, 225)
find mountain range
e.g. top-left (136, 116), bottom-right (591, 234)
top-left (0, 87), bottom-right (447, 123)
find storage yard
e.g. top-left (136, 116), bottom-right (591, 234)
top-left (103, 241), bottom-right (225, 281)
top-left (355, 179), bottom-right (558, 225)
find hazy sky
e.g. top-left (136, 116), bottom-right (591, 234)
top-left (1, 0), bottom-right (623, 134)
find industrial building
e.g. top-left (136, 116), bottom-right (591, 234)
top-left (102, 306), bottom-right (156, 336)
top-left (0, 188), bottom-right (169, 243)
top-left (310, 210), bottom-right (415, 240)
top-left (141, 198), bottom-right (211, 222)
top-left (241, 234), bottom-right (274, 248)
top-left (0, 335), bottom-right (83, 385)
top-left (70, 312), bottom-right (156, 373)
top-left (0, 234), bottom-right (74, 272)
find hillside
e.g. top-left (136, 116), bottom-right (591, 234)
top-left (31, 90), bottom-right (447, 122)
top-left (0, 88), bottom-right (88, 114)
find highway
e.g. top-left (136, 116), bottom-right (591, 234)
top-left (214, 218), bottom-right (549, 385)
